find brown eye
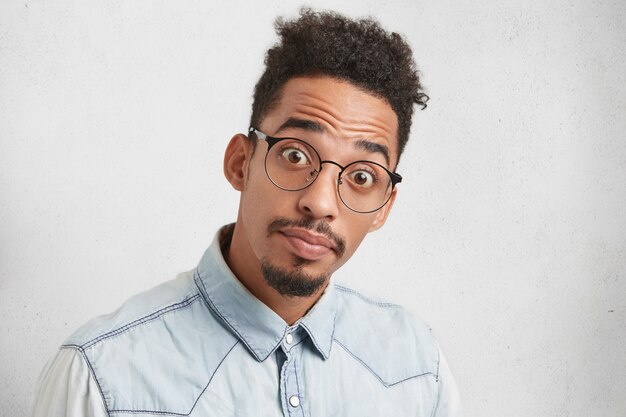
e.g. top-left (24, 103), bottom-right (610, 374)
top-left (348, 170), bottom-right (375, 188)
top-left (281, 148), bottom-right (309, 165)
top-left (354, 172), bottom-right (368, 185)
top-left (346, 168), bottom-right (378, 190)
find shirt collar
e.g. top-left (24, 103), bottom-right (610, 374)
top-left (194, 225), bottom-right (337, 361)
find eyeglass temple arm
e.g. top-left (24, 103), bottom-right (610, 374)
top-left (391, 172), bottom-right (402, 185)
top-left (249, 127), bottom-right (266, 141)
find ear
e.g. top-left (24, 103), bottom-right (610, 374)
top-left (368, 188), bottom-right (397, 233)
top-left (223, 133), bottom-right (253, 191)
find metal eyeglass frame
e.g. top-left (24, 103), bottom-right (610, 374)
top-left (248, 127), bottom-right (402, 213)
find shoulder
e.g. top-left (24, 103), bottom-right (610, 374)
top-left (32, 348), bottom-right (109, 417)
top-left (63, 269), bottom-right (205, 348)
top-left (332, 284), bottom-right (440, 386)
top-left (333, 284), bottom-right (434, 341)
top-left (61, 269), bottom-right (238, 415)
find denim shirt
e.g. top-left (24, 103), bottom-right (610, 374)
top-left (32, 227), bottom-right (462, 417)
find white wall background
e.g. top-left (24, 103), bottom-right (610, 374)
top-left (1, 0), bottom-right (625, 416)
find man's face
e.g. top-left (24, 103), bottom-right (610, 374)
top-left (229, 76), bottom-right (399, 296)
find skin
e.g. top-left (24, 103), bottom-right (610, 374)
top-left (223, 76), bottom-right (399, 325)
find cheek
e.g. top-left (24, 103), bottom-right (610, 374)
top-left (338, 215), bottom-right (379, 254)
top-left (239, 170), bottom-right (296, 248)
top-left (243, 173), bottom-right (293, 216)
top-left (325, 217), bottom-right (375, 275)
top-left (242, 157), bottom-right (278, 209)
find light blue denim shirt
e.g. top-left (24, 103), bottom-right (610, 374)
top-left (33, 226), bottom-right (462, 417)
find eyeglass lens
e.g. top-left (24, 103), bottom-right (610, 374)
top-left (264, 138), bottom-right (393, 213)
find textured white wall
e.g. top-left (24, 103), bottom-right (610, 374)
top-left (1, 1), bottom-right (625, 416)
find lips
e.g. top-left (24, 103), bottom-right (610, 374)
top-left (279, 228), bottom-right (336, 261)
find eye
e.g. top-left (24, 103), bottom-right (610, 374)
top-left (347, 169), bottom-right (376, 188)
top-left (281, 147), bottom-right (310, 165)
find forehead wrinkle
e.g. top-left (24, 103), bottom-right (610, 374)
top-left (339, 120), bottom-right (395, 141)
top-left (290, 88), bottom-right (397, 136)
top-left (287, 103), bottom-right (395, 142)
top-left (286, 94), bottom-right (344, 131)
top-left (279, 107), bottom-right (396, 166)
top-left (272, 82), bottom-right (398, 162)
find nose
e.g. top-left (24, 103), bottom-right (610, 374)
top-left (297, 164), bottom-right (341, 220)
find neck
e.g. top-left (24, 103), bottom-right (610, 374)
top-left (224, 223), bottom-right (327, 325)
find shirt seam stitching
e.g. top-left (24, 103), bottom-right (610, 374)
top-left (429, 347), bottom-right (442, 417)
top-left (293, 354), bottom-right (305, 417)
top-left (298, 321), bottom-right (331, 359)
top-left (280, 351), bottom-right (290, 415)
top-left (333, 337), bottom-right (437, 387)
top-left (106, 340), bottom-right (241, 415)
top-left (72, 294), bottom-right (201, 350)
top-left (333, 284), bottom-right (399, 307)
top-left (60, 345), bottom-right (112, 417)
top-left (194, 270), bottom-right (283, 362)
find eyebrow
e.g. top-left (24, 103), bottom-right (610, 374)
top-left (275, 117), bottom-right (391, 166)
top-left (354, 140), bottom-right (390, 166)
top-left (275, 118), bottom-right (326, 134)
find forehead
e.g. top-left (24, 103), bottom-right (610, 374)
top-left (259, 76), bottom-right (399, 164)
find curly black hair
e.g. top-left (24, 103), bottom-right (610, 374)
top-left (250, 8), bottom-right (428, 164)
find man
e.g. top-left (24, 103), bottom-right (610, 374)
top-left (32, 9), bottom-right (462, 417)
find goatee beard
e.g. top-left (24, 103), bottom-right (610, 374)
top-left (261, 216), bottom-right (343, 297)
top-left (260, 257), bottom-right (328, 297)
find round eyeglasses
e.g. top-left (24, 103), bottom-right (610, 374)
top-left (249, 127), bottom-right (402, 213)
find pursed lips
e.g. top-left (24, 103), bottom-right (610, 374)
top-left (280, 228), bottom-right (336, 249)
top-left (278, 227), bottom-right (337, 260)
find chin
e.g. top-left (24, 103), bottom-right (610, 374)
top-left (260, 256), bottom-right (329, 298)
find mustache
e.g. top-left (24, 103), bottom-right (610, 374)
top-left (267, 217), bottom-right (346, 258)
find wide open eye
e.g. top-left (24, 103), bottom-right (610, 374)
top-left (346, 168), bottom-right (377, 189)
top-left (281, 147), bottom-right (310, 165)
